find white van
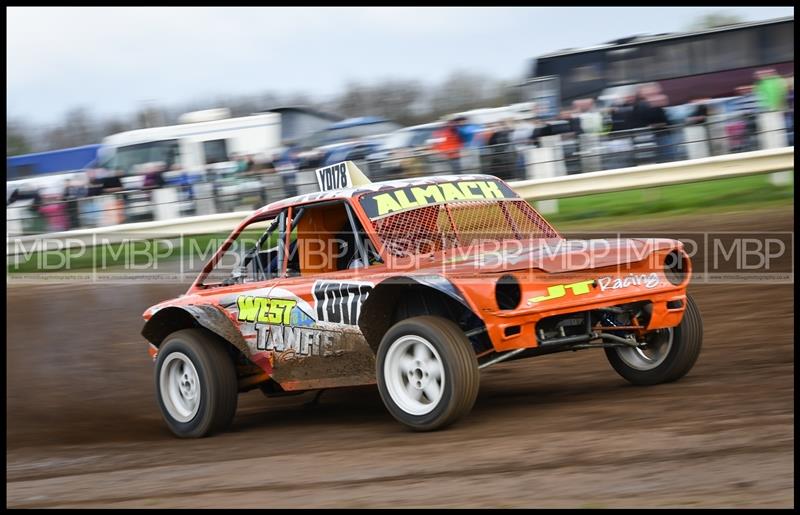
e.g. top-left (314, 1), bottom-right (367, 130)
top-left (98, 109), bottom-right (282, 174)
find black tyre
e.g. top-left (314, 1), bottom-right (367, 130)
top-left (376, 316), bottom-right (480, 431)
top-left (605, 294), bottom-right (703, 386)
top-left (155, 329), bottom-right (238, 438)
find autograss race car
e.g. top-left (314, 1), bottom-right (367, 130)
top-left (142, 161), bottom-right (702, 438)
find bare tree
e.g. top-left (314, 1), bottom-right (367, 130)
top-left (136, 104), bottom-right (167, 129)
top-left (333, 79), bottom-right (430, 124)
top-left (100, 118), bottom-right (134, 138)
top-left (14, 70), bottom-right (519, 152)
top-left (428, 70), bottom-right (510, 119)
top-left (64, 107), bottom-right (97, 143)
top-left (7, 119), bottom-right (33, 156)
top-left (336, 82), bottom-right (369, 118)
top-left (368, 79), bottom-right (424, 124)
top-left (687, 12), bottom-right (744, 31)
top-left (32, 107), bottom-right (101, 150)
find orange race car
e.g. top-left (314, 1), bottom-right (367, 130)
top-left (142, 161), bottom-right (702, 438)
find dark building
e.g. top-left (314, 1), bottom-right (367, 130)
top-left (262, 106), bottom-right (343, 145)
top-left (521, 16), bottom-right (794, 108)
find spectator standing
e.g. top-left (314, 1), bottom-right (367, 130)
top-left (511, 113), bottom-right (535, 146)
top-left (610, 95), bottom-right (635, 132)
top-left (232, 153), bottom-right (246, 174)
top-left (433, 117), bottom-right (466, 174)
top-left (575, 99), bottom-right (603, 135)
top-left (143, 163), bottom-right (167, 190)
top-left (257, 155), bottom-right (276, 203)
top-left (235, 154), bottom-right (256, 174)
top-left (646, 93), bottom-right (672, 163)
top-left (170, 164), bottom-right (194, 198)
top-left (607, 95), bottom-right (637, 169)
top-left (85, 168), bottom-right (105, 197)
top-left (7, 185), bottom-right (47, 233)
top-left (456, 116), bottom-right (479, 148)
top-left (101, 168), bottom-right (124, 194)
top-left (753, 68), bottom-right (788, 112)
top-left (785, 76), bottom-right (794, 146)
top-left (574, 99), bottom-right (604, 172)
top-left (630, 90), bottom-right (653, 130)
top-left (38, 191), bottom-right (69, 233)
top-left (554, 108), bottom-right (581, 174)
top-left (83, 168), bottom-right (106, 227)
top-left (528, 114), bottom-right (553, 148)
top-left (686, 98), bottom-right (709, 125)
top-left (457, 117), bottom-right (483, 172)
top-left (484, 120), bottom-right (518, 180)
top-left (731, 85), bottom-right (759, 115)
top-left (275, 147), bottom-right (300, 198)
top-left (729, 86), bottom-right (759, 152)
top-left (62, 178), bottom-right (86, 230)
top-left (684, 98), bottom-right (713, 159)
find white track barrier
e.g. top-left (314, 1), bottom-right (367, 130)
top-left (6, 146), bottom-right (794, 257)
top-left (513, 145), bottom-right (793, 201)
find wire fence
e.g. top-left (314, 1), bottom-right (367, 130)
top-left (6, 111), bottom-right (794, 236)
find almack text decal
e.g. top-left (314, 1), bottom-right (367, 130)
top-left (360, 179), bottom-right (516, 218)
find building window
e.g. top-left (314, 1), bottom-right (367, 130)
top-left (712, 31), bottom-right (757, 72)
top-left (653, 43), bottom-right (691, 79)
top-left (203, 139), bottom-right (229, 165)
top-left (765, 23), bottom-right (793, 63)
top-left (690, 38), bottom-right (715, 75)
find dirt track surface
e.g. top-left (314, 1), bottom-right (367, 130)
top-left (6, 207), bottom-right (794, 508)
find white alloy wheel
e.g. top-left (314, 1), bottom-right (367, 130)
top-left (614, 328), bottom-right (673, 371)
top-left (159, 352), bottom-right (201, 423)
top-left (384, 335), bottom-right (445, 416)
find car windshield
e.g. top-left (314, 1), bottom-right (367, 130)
top-left (358, 178), bottom-right (560, 257)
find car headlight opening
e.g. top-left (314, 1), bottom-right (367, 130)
top-left (664, 250), bottom-right (688, 286)
top-left (496, 274), bottom-right (522, 310)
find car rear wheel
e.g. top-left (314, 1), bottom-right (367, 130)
top-left (155, 329), bottom-right (238, 438)
top-left (377, 316), bottom-right (480, 431)
top-left (605, 294), bottom-right (703, 385)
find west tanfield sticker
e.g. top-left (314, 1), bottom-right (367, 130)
top-left (226, 288), bottom-right (327, 357)
top-left (229, 284), bottom-right (374, 358)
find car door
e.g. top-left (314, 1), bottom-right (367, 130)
top-left (266, 201), bottom-right (379, 391)
top-left (191, 211), bottom-right (289, 367)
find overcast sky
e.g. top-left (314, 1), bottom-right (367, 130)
top-left (7, 6), bottom-right (794, 126)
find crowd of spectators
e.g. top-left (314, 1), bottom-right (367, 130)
top-left (413, 67), bottom-right (794, 178)
top-left (7, 68), bottom-right (794, 234)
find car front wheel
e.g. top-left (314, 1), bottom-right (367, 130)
top-left (155, 329), bottom-right (238, 438)
top-left (605, 294), bottom-right (703, 385)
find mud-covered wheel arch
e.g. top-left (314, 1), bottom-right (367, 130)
top-left (358, 277), bottom-right (490, 356)
top-left (142, 305), bottom-right (264, 391)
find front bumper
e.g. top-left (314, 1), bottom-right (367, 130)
top-left (453, 252), bottom-right (691, 353)
top-left (481, 289), bottom-right (687, 352)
